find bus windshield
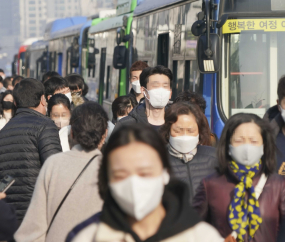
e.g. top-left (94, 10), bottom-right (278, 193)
top-left (221, 23), bottom-right (285, 118)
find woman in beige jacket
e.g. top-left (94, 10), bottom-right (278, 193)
top-left (15, 102), bottom-right (108, 242)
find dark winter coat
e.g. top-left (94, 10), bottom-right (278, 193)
top-left (169, 145), bottom-right (218, 204)
top-left (0, 108), bottom-right (62, 221)
top-left (0, 200), bottom-right (18, 241)
top-left (263, 105), bottom-right (283, 138)
top-left (193, 168), bottom-right (285, 242)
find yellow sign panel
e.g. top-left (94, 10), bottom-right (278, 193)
top-left (223, 19), bottom-right (285, 34)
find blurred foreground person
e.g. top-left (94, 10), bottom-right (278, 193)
top-left (175, 91), bottom-right (218, 146)
top-left (48, 94), bottom-right (72, 151)
top-left (129, 61), bottom-right (149, 104)
top-left (67, 125), bottom-right (226, 242)
top-left (0, 79), bottom-right (62, 221)
top-left (115, 66), bottom-right (172, 132)
top-left (112, 95), bottom-right (133, 124)
top-left (160, 103), bottom-right (217, 203)
top-left (15, 102), bottom-right (107, 242)
top-left (0, 90), bottom-right (15, 130)
top-left (0, 192), bottom-right (18, 241)
top-left (193, 113), bottom-right (285, 242)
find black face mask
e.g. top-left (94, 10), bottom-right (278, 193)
top-left (2, 101), bottom-right (14, 110)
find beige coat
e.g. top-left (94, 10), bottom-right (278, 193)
top-left (15, 145), bottom-right (103, 242)
top-left (71, 221), bottom-right (224, 242)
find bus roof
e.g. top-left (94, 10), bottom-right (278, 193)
top-left (30, 40), bottom-right (49, 51)
top-left (89, 13), bottom-right (132, 35)
top-left (44, 16), bottom-right (88, 40)
top-left (134, 0), bottom-right (186, 16)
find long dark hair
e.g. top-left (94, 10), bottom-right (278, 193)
top-left (0, 90), bottom-right (15, 117)
top-left (160, 102), bottom-right (211, 146)
top-left (217, 113), bottom-right (276, 176)
top-left (98, 125), bottom-right (171, 200)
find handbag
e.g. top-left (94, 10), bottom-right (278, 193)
top-left (46, 154), bottom-right (99, 234)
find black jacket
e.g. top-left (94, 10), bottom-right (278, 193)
top-left (169, 145), bottom-right (218, 204)
top-left (263, 105), bottom-right (284, 138)
top-left (0, 200), bottom-right (18, 241)
top-left (0, 108), bottom-right (62, 221)
top-left (113, 102), bottom-right (149, 133)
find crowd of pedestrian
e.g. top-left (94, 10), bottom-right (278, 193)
top-left (0, 63), bottom-right (284, 242)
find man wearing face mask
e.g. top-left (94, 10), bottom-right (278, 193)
top-left (264, 76), bottom-right (285, 176)
top-left (114, 65), bottom-right (172, 132)
top-left (128, 61), bottom-right (149, 105)
top-left (0, 79), bottom-right (62, 222)
top-left (44, 76), bottom-right (73, 104)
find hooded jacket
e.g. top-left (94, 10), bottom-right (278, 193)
top-left (67, 181), bottom-right (224, 242)
top-left (0, 108), bottom-right (62, 221)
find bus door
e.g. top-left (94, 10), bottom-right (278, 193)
top-left (157, 33), bottom-right (169, 67)
top-left (98, 48), bottom-right (106, 105)
top-left (57, 53), bottom-right (63, 76)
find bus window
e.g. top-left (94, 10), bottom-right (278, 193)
top-left (157, 33), bottom-right (169, 67)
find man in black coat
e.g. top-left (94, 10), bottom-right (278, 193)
top-left (0, 78), bottom-right (62, 221)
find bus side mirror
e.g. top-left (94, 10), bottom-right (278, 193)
top-left (197, 33), bottom-right (220, 73)
top-left (41, 52), bottom-right (48, 73)
top-left (71, 37), bottom-right (80, 68)
top-left (113, 46), bottom-right (127, 69)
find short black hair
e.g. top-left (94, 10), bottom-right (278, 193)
top-left (217, 113), bottom-right (276, 176)
top-left (112, 95), bottom-right (132, 120)
top-left (3, 77), bottom-right (12, 88)
top-left (42, 71), bottom-right (61, 83)
top-left (98, 124), bottom-right (171, 200)
top-left (278, 76), bottom-right (285, 101)
top-left (44, 76), bottom-right (68, 100)
top-left (0, 69), bottom-right (5, 73)
top-left (12, 75), bottom-right (24, 87)
top-left (140, 65), bottom-right (173, 89)
top-left (174, 91), bottom-right (207, 114)
top-left (47, 93), bottom-right (71, 116)
top-left (13, 78), bottom-right (45, 108)
top-left (70, 102), bottom-right (108, 152)
top-left (65, 73), bottom-right (85, 92)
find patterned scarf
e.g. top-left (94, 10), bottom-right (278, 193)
top-left (228, 160), bottom-right (263, 241)
top-left (167, 144), bottom-right (197, 163)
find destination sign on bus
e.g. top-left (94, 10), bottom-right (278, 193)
top-left (223, 19), bottom-right (285, 34)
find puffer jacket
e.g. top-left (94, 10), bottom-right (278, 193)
top-left (193, 169), bottom-right (285, 242)
top-left (169, 145), bottom-right (218, 204)
top-left (0, 108), bottom-right (62, 221)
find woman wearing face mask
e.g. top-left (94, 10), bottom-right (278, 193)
top-left (48, 94), bottom-right (71, 151)
top-left (66, 125), bottom-right (232, 242)
top-left (193, 113), bottom-right (285, 242)
top-left (15, 102), bottom-right (108, 242)
top-left (160, 102), bottom-right (218, 204)
top-left (0, 90), bottom-right (15, 130)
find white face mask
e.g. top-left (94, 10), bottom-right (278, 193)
top-left (280, 105), bottom-right (285, 122)
top-left (229, 144), bottom-right (264, 166)
top-left (169, 134), bottom-right (199, 154)
top-left (109, 170), bottom-right (170, 221)
top-left (132, 80), bottom-right (141, 94)
top-left (54, 118), bottom-right (70, 129)
top-left (65, 92), bottom-right (72, 103)
top-left (144, 88), bottom-right (170, 109)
